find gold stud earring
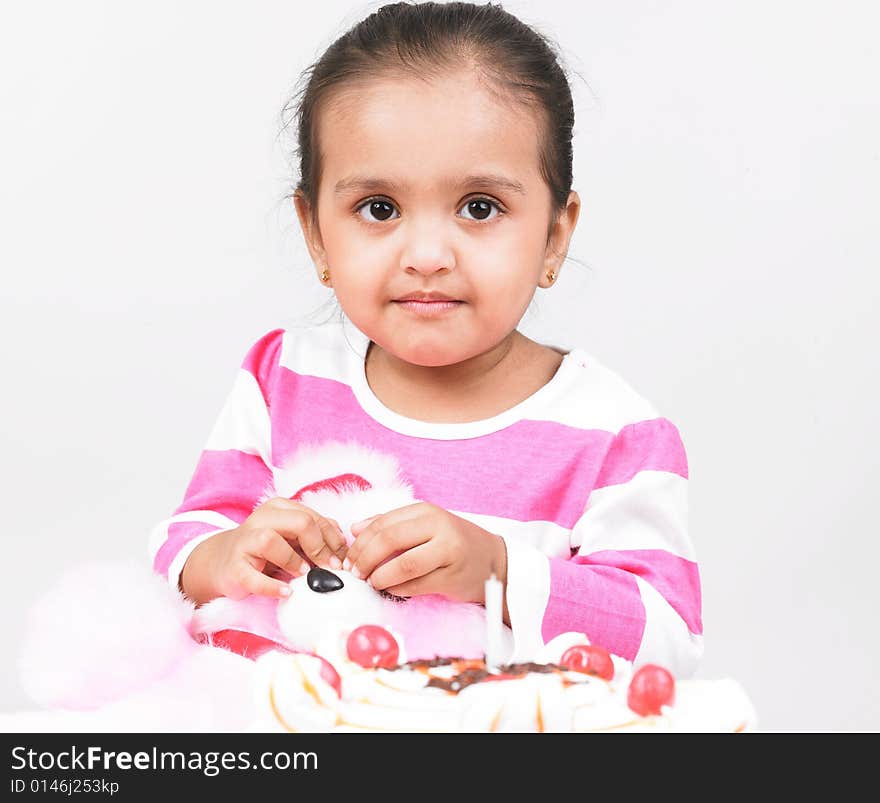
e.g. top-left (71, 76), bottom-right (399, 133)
top-left (320, 268), bottom-right (330, 283)
top-left (547, 270), bottom-right (557, 283)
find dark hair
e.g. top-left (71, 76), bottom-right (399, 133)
top-left (281, 1), bottom-right (575, 237)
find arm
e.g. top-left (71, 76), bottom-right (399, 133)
top-left (499, 417), bottom-right (703, 678)
top-left (147, 329), bottom-right (284, 592)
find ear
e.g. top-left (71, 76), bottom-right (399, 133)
top-left (541, 190), bottom-right (581, 288)
top-left (293, 191), bottom-right (329, 281)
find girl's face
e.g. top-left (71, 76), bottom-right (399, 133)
top-left (296, 71), bottom-right (580, 367)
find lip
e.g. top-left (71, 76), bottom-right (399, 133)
top-left (394, 291), bottom-right (460, 302)
top-left (393, 299), bottom-right (463, 318)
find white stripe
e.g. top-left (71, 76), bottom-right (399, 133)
top-left (147, 510), bottom-right (240, 564)
top-left (451, 510), bottom-right (571, 558)
top-left (165, 529), bottom-right (230, 595)
top-left (278, 320), bottom-right (668, 435)
top-left (202, 368), bottom-right (271, 461)
top-left (279, 322), bottom-right (361, 387)
top-left (572, 472), bottom-right (693, 560)
top-left (496, 536), bottom-right (551, 662)
top-left (633, 575), bottom-right (703, 678)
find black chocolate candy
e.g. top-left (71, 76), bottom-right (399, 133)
top-left (306, 566), bottom-right (344, 593)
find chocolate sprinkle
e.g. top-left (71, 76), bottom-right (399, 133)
top-left (386, 657), bottom-right (581, 695)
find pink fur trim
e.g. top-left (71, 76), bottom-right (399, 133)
top-left (385, 594), bottom-right (489, 661)
top-left (18, 560), bottom-right (198, 710)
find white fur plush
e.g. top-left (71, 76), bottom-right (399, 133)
top-left (2, 440), bottom-right (511, 732)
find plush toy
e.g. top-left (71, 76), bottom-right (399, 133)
top-left (4, 440), bottom-right (511, 733)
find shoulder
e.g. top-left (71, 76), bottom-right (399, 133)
top-left (559, 348), bottom-right (688, 474)
top-left (555, 346), bottom-right (676, 435)
top-left (238, 318), bottom-right (360, 385)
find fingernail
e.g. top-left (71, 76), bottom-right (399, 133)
top-left (330, 556), bottom-right (342, 569)
top-left (279, 586), bottom-right (291, 597)
top-left (342, 558), bottom-right (351, 571)
top-left (351, 566), bottom-right (362, 580)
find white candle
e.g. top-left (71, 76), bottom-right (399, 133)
top-left (484, 572), bottom-right (503, 672)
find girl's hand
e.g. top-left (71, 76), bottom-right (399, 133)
top-left (179, 497), bottom-right (348, 605)
top-left (343, 502), bottom-right (507, 603)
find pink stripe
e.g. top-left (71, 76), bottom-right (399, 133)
top-left (269, 369), bottom-right (615, 528)
top-left (571, 548), bottom-right (701, 633)
top-left (542, 548), bottom-right (702, 658)
top-left (543, 558), bottom-right (645, 660)
top-left (153, 521), bottom-right (223, 578)
top-left (240, 328), bottom-right (285, 408)
top-left (577, 549), bottom-right (702, 635)
top-left (152, 450), bottom-right (273, 577)
top-left (174, 450), bottom-right (273, 520)
top-left (595, 418), bottom-right (688, 488)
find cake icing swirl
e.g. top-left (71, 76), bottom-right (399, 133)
top-left (250, 631), bottom-right (756, 733)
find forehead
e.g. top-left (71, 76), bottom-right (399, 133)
top-left (317, 73), bottom-right (544, 193)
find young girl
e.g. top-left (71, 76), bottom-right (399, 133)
top-left (149, 1), bottom-right (702, 676)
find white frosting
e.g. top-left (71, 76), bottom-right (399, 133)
top-left (250, 627), bottom-right (757, 733)
top-left (252, 653), bottom-right (341, 732)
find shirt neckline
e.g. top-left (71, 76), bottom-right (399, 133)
top-left (341, 317), bottom-right (581, 440)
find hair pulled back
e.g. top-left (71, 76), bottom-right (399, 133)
top-left (283, 1), bottom-right (575, 231)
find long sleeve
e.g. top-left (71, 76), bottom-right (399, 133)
top-left (147, 329), bottom-right (284, 591)
top-left (499, 417), bottom-right (703, 677)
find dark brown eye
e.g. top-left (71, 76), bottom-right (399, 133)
top-left (460, 198), bottom-right (501, 221)
top-left (358, 200), bottom-right (397, 222)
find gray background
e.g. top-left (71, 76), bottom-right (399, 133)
top-left (1, 1), bottom-right (877, 731)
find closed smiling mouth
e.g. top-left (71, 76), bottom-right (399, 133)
top-left (391, 294), bottom-right (464, 317)
top-left (393, 292), bottom-right (463, 302)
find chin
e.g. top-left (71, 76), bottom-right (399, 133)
top-left (408, 345), bottom-right (475, 368)
top-left (374, 332), bottom-right (465, 367)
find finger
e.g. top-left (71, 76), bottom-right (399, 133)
top-left (319, 517), bottom-right (349, 562)
top-left (350, 519), bottom-right (431, 581)
top-left (250, 501), bottom-right (347, 563)
top-left (381, 566), bottom-right (451, 599)
top-left (325, 519), bottom-right (349, 558)
top-left (298, 517), bottom-right (346, 570)
top-left (241, 566), bottom-right (293, 599)
top-left (349, 514), bottom-right (380, 537)
top-left (343, 517), bottom-right (381, 571)
top-left (223, 558), bottom-right (293, 600)
top-left (248, 502), bottom-right (314, 545)
top-left (350, 502), bottom-right (426, 538)
top-left (366, 540), bottom-right (444, 592)
top-left (345, 503), bottom-right (431, 569)
top-left (243, 527), bottom-right (309, 578)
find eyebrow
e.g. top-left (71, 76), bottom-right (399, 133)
top-left (333, 173), bottom-right (527, 196)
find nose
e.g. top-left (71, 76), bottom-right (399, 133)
top-left (307, 567), bottom-right (344, 593)
top-left (399, 217), bottom-right (456, 276)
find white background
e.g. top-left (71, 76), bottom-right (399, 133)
top-left (1, 1), bottom-right (877, 732)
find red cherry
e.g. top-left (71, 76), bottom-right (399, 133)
top-left (315, 655), bottom-right (342, 698)
top-left (627, 664), bottom-right (675, 716)
top-left (560, 644), bottom-right (615, 680)
top-left (345, 625), bottom-right (400, 669)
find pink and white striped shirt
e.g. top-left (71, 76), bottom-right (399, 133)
top-left (148, 319), bottom-right (703, 676)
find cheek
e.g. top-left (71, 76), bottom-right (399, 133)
top-left (472, 256), bottom-right (540, 307)
top-left (471, 226), bottom-right (544, 280)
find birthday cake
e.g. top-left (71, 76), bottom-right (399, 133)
top-left (250, 626), bottom-right (756, 733)
top-left (6, 442), bottom-right (755, 733)
top-left (5, 564), bottom-right (756, 734)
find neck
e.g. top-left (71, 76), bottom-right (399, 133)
top-left (366, 331), bottom-right (525, 397)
